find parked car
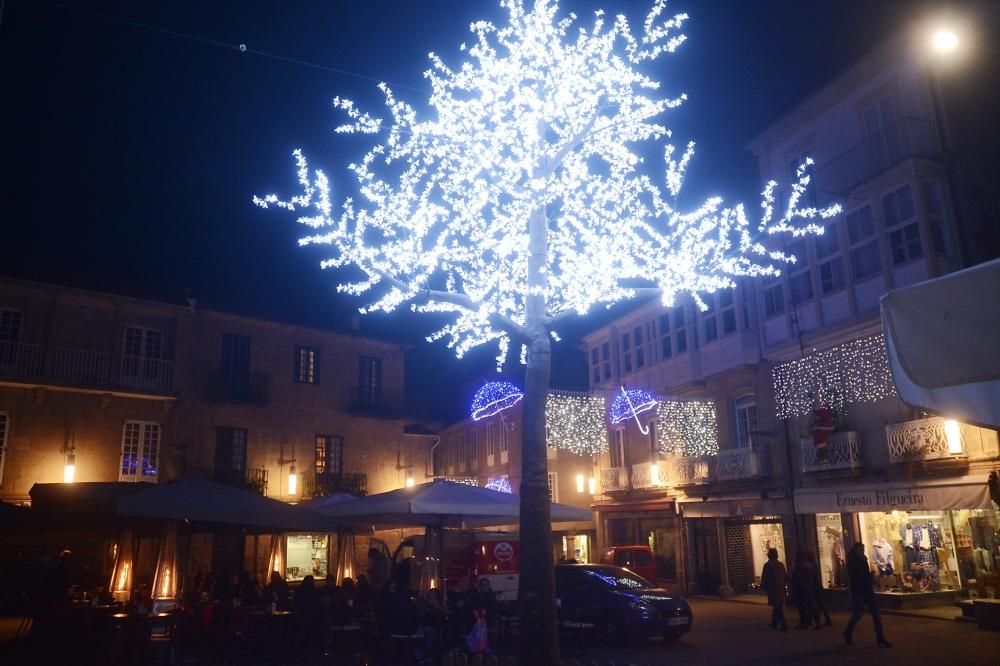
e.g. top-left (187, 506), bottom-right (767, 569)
top-left (555, 564), bottom-right (693, 643)
top-left (600, 545), bottom-right (658, 582)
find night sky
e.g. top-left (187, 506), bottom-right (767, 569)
top-left (0, 0), bottom-right (985, 419)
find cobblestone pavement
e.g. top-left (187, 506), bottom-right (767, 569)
top-left (558, 597), bottom-right (999, 665)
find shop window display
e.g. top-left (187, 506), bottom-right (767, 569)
top-left (858, 511), bottom-right (959, 594)
top-left (749, 522), bottom-right (786, 585)
top-left (285, 534), bottom-right (329, 582)
top-left (951, 508), bottom-right (1000, 598)
top-left (815, 513), bottom-right (847, 589)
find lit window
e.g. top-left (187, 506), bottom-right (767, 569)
top-left (294, 346), bottom-right (321, 384)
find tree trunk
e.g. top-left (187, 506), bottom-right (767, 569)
top-left (518, 328), bottom-right (558, 665)
top-left (518, 201), bottom-right (558, 665)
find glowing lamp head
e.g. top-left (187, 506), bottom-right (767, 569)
top-left (610, 388), bottom-right (658, 425)
top-left (576, 474), bottom-right (585, 493)
top-left (405, 477), bottom-right (415, 488)
top-left (63, 453), bottom-right (76, 484)
top-left (932, 29), bottom-right (959, 54)
top-left (587, 477), bottom-right (596, 495)
top-left (288, 464), bottom-right (298, 496)
top-left (471, 381), bottom-right (523, 421)
top-left (944, 419), bottom-right (962, 454)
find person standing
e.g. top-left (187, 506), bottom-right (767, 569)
top-left (761, 548), bottom-right (788, 631)
top-left (843, 542), bottom-right (892, 648)
top-left (790, 549), bottom-right (821, 629)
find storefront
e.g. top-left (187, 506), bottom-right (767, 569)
top-left (284, 534), bottom-right (330, 582)
top-left (594, 500), bottom-right (681, 589)
top-left (795, 479), bottom-right (999, 603)
top-left (680, 495), bottom-right (793, 595)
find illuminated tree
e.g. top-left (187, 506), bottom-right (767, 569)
top-left (256, 1), bottom-right (839, 660)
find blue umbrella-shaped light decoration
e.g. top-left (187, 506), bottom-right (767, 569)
top-left (484, 476), bottom-right (513, 494)
top-left (470, 381), bottom-right (524, 421)
top-left (610, 387), bottom-right (659, 426)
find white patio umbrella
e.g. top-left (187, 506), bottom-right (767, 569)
top-left (881, 257), bottom-right (1000, 428)
top-left (309, 479), bottom-right (593, 597)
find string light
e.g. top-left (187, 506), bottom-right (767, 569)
top-left (610, 388), bottom-right (658, 425)
top-left (485, 476), bottom-right (513, 493)
top-left (656, 399), bottom-right (718, 456)
top-left (448, 476), bottom-right (479, 487)
top-left (471, 381), bottom-right (524, 421)
top-left (772, 333), bottom-right (897, 420)
top-left (545, 390), bottom-right (608, 456)
top-left (255, 0), bottom-right (839, 369)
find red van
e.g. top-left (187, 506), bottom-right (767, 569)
top-left (600, 545), bottom-right (657, 583)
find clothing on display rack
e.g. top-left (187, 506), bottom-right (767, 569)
top-left (872, 539), bottom-right (894, 576)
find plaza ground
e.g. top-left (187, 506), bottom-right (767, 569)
top-left (559, 596), bottom-right (999, 665)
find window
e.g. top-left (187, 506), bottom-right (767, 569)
top-left (121, 421), bottom-right (161, 482)
top-left (315, 435), bottom-right (343, 476)
top-left (467, 430), bottom-right (478, 466)
top-left (864, 95), bottom-right (904, 170)
top-left (610, 429), bottom-right (626, 468)
top-left (813, 222), bottom-right (846, 295)
top-left (358, 356), bottom-right (382, 406)
top-left (882, 184), bottom-right (922, 265)
top-left (702, 299), bottom-right (717, 343)
top-left (601, 343), bottom-right (611, 380)
top-left (590, 347), bottom-right (601, 384)
top-left (763, 281), bottom-right (784, 318)
top-left (547, 472), bottom-right (559, 503)
top-left (120, 326), bottom-right (165, 388)
top-left (294, 346), bottom-right (321, 384)
top-left (658, 313), bottom-right (671, 359)
top-left (621, 333), bottom-right (632, 373)
top-left (0, 413), bottom-right (8, 476)
top-left (0, 309), bottom-right (23, 342)
top-left (734, 397), bottom-right (758, 450)
top-left (633, 327), bottom-right (645, 368)
top-left (220, 334), bottom-right (251, 399)
top-left (846, 205), bottom-right (881, 280)
top-left (500, 423), bottom-right (509, 464)
top-left (486, 422), bottom-right (496, 463)
top-left (719, 290), bottom-right (737, 336)
top-left (674, 308), bottom-right (687, 353)
top-left (787, 240), bottom-right (813, 305)
top-left (214, 427), bottom-right (248, 485)
top-left (647, 421), bottom-right (657, 457)
top-left (923, 181), bottom-right (948, 254)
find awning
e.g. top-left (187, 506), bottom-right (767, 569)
top-left (677, 495), bottom-right (792, 519)
top-left (793, 478), bottom-right (991, 514)
top-left (881, 258), bottom-right (1000, 429)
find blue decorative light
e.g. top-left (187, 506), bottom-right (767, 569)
top-left (470, 381), bottom-right (523, 421)
top-left (485, 476), bottom-right (513, 494)
top-left (609, 388), bottom-right (658, 425)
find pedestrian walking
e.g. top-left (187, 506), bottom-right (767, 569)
top-left (843, 542), bottom-right (893, 648)
top-left (761, 548), bottom-right (788, 631)
top-left (808, 550), bottom-right (834, 627)
top-left (790, 548), bottom-right (822, 629)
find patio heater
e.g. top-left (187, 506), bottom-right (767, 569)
top-left (152, 522), bottom-right (179, 611)
top-left (109, 529), bottom-right (136, 603)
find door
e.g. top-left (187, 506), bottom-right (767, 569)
top-left (215, 427), bottom-right (248, 486)
top-left (691, 519), bottom-right (722, 594)
top-left (221, 335), bottom-right (251, 400)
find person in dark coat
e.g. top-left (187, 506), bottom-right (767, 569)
top-left (790, 549), bottom-right (821, 629)
top-left (807, 549), bottom-right (833, 627)
top-left (760, 548), bottom-right (788, 631)
top-left (843, 542), bottom-right (892, 648)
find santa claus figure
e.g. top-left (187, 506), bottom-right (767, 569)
top-left (807, 394), bottom-right (834, 463)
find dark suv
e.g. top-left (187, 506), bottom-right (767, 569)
top-left (555, 564), bottom-right (692, 643)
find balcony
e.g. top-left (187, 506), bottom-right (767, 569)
top-left (814, 117), bottom-right (939, 201)
top-left (801, 431), bottom-right (862, 472)
top-left (0, 340), bottom-right (174, 394)
top-left (715, 447), bottom-right (769, 482)
top-left (886, 417), bottom-right (964, 464)
top-left (631, 461), bottom-right (668, 490)
top-left (208, 372), bottom-right (269, 406)
top-left (214, 466), bottom-right (269, 495)
top-left (308, 471), bottom-right (368, 498)
top-left (662, 455), bottom-right (713, 486)
top-left (600, 466), bottom-right (631, 493)
top-left (343, 386), bottom-right (436, 420)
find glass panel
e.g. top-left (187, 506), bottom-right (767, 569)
top-left (857, 510), bottom-right (961, 593)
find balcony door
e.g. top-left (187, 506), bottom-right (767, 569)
top-left (221, 335), bottom-right (251, 400)
top-left (121, 326), bottom-right (164, 389)
top-left (215, 427), bottom-right (248, 486)
top-left (610, 429), bottom-right (626, 468)
top-left (358, 356), bottom-right (382, 407)
top-left (864, 95), bottom-right (905, 172)
top-left (0, 309), bottom-right (22, 371)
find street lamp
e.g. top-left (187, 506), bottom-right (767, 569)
top-left (932, 28), bottom-right (959, 54)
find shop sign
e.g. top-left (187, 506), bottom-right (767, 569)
top-left (794, 482), bottom-right (991, 514)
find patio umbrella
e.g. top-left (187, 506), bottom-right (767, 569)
top-left (115, 477), bottom-right (335, 532)
top-left (881, 257), bottom-right (1000, 428)
top-left (309, 479), bottom-right (593, 598)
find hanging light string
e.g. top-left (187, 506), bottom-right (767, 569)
top-left (35, 0), bottom-right (428, 93)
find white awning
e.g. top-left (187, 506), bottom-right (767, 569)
top-left (793, 478), bottom-right (991, 514)
top-left (880, 258), bottom-right (1000, 429)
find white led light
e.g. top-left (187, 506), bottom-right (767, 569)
top-left (255, 0), bottom-right (837, 370)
